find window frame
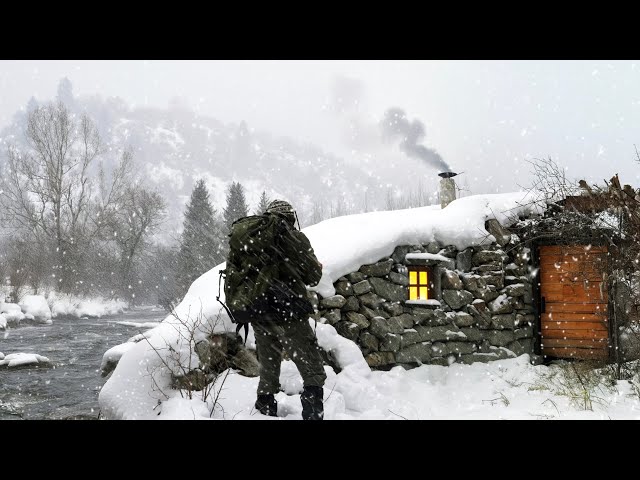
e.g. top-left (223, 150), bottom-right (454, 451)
top-left (407, 265), bottom-right (433, 301)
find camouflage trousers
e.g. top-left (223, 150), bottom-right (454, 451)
top-left (252, 317), bottom-right (327, 396)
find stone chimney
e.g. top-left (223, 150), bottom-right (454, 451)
top-left (438, 172), bottom-right (458, 209)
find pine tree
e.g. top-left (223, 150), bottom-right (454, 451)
top-left (255, 190), bottom-right (271, 215)
top-left (176, 179), bottom-right (224, 295)
top-left (223, 181), bottom-right (249, 232)
top-left (26, 96), bottom-right (38, 114)
top-left (56, 77), bottom-right (74, 107)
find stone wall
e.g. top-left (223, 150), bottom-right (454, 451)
top-left (313, 233), bottom-right (540, 369)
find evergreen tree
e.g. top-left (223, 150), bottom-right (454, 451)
top-left (56, 77), bottom-right (74, 107)
top-left (255, 190), bottom-right (271, 215)
top-left (12, 97), bottom-right (39, 132)
top-left (26, 96), bottom-right (38, 114)
top-left (176, 179), bottom-right (224, 295)
top-left (223, 181), bottom-right (249, 232)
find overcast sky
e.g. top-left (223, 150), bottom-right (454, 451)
top-left (2, 60), bottom-right (639, 192)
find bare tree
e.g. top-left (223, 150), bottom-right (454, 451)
top-left (458, 176), bottom-right (472, 199)
top-left (0, 102), bottom-right (130, 292)
top-left (107, 186), bottom-right (167, 301)
top-left (363, 188), bottom-right (370, 213)
top-left (5, 239), bottom-right (30, 302)
top-left (385, 187), bottom-right (397, 211)
top-left (140, 243), bottom-right (181, 311)
top-left (330, 195), bottom-right (348, 218)
top-left (526, 157), bottom-right (579, 203)
top-left (0, 237), bottom-right (7, 300)
top-left (92, 149), bottom-right (133, 239)
top-left (310, 199), bottom-right (326, 226)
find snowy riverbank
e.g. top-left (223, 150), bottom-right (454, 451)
top-left (47, 293), bottom-right (128, 319)
top-left (1, 293), bottom-right (129, 329)
top-left (1, 296), bottom-right (52, 328)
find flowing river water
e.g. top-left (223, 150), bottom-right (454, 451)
top-left (0, 306), bottom-right (166, 420)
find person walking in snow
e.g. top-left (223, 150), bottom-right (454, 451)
top-left (224, 199), bottom-right (326, 420)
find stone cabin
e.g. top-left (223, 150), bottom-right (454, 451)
top-left (309, 173), bottom-right (634, 370)
top-left (311, 218), bottom-right (537, 369)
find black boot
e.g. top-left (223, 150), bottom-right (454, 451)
top-left (255, 394), bottom-right (278, 417)
top-left (300, 385), bottom-right (324, 420)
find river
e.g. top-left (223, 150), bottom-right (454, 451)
top-left (0, 306), bottom-right (167, 420)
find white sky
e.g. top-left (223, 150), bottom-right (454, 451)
top-left (2, 60), bottom-right (640, 190)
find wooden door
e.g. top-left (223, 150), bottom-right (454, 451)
top-left (538, 245), bottom-right (609, 359)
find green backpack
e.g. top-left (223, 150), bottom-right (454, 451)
top-left (217, 214), bottom-right (283, 339)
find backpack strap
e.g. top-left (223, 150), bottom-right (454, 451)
top-left (216, 269), bottom-right (249, 345)
top-left (236, 323), bottom-right (249, 345)
top-left (294, 209), bottom-right (301, 230)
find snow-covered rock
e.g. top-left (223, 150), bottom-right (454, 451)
top-left (18, 295), bottom-right (52, 324)
top-left (0, 352), bottom-right (51, 368)
top-left (0, 302), bottom-right (26, 324)
top-left (100, 342), bottom-right (137, 377)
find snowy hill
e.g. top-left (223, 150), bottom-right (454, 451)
top-left (0, 96), bottom-right (372, 238)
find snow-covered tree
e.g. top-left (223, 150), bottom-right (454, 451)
top-left (56, 77), bottom-right (74, 107)
top-left (223, 181), bottom-right (248, 232)
top-left (177, 179), bottom-right (225, 296)
top-left (26, 96), bottom-right (38, 115)
top-left (310, 199), bottom-right (326, 226)
top-left (255, 190), bottom-right (271, 215)
top-left (108, 186), bottom-right (167, 301)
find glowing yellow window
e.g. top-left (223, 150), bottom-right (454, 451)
top-left (408, 267), bottom-right (430, 300)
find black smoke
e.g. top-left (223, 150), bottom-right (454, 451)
top-left (380, 107), bottom-right (450, 172)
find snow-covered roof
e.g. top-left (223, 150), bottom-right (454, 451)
top-left (98, 191), bottom-right (544, 420)
top-left (305, 192), bottom-right (542, 297)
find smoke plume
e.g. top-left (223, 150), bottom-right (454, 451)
top-left (380, 107), bottom-right (450, 172)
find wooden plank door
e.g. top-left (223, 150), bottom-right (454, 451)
top-left (538, 245), bottom-right (609, 359)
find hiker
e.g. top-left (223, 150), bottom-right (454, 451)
top-left (224, 199), bottom-right (327, 420)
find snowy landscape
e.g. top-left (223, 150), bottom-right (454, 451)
top-left (2, 60), bottom-right (640, 420)
top-left (97, 193), bottom-right (640, 420)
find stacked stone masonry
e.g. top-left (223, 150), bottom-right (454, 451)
top-left (312, 237), bottom-right (536, 370)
